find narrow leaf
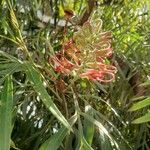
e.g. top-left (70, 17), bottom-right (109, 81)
top-left (81, 112), bottom-right (118, 148)
top-left (81, 136), bottom-right (94, 150)
top-left (129, 97), bottom-right (150, 111)
top-left (0, 50), bottom-right (21, 62)
top-left (0, 76), bottom-right (13, 150)
top-left (99, 130), bottom-right (112, 150)
top-left (83, 104), bottom-right (94, 146)
top-left (24, 63), bottom-right (72, 131)
top-left (132, 112), bottom-right (150, 124)
top-left (140, 80), bottom-right (150, 86)
top-left (39, 114), bottom-right (77, 150)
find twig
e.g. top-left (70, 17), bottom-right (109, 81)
top-left (77, 0), bottom-right (96, 26)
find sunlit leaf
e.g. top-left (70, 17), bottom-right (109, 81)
top-left (132, 111), bottom-right (150, 124)
top-left (129, 97), bottom-right (150, 111)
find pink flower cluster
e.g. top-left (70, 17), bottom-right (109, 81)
top-left (50, 21), bottom-right (117, 82)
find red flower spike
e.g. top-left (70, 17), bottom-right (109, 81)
top-left (51, 56), bottom-right (75, 74)
top-left (96, 71), bottom-right (115, 82)
top-left (97, 63), bottom-right (117, 74)
top-left (49, 20), bottom-right (117, 83)
top-left (64, 39), bottom-right (81, 65)
top-left (80, 69), bottom-right (104, 81)
top-left (80, 69), bottom-right (115, 82)
top-left (99, 32), bottom-right (112, 42)
top-left (95, 47), bottom-right (113, 61)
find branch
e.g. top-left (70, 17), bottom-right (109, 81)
top-left (77, 0), bottom-right (96, 26)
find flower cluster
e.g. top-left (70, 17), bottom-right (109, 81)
top-left (50, 18), bottom-right (117, 82)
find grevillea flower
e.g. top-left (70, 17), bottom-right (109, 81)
top-left (50, 18), bottom-right (117, 83)
top-left (95, 47), bottom-right (113, 62)
top-left (80, 69), bottom-right (104, 81)
top-left (50, 55), bottom-right (75, 74)
top-left (97, 63), bottom-right (117, 74)
top-left (80, 69), bottom-right (115, 82)
top-left (80, 63), bottom-right (117, 82)
top-left (63, 39), bottom-right (81, 65)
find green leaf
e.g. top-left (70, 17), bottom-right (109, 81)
top-left (0, 76), bottom-right (13, 150)
top-left (6, 0), bottom-right (19, 30)
top-left (0, 51), bottom-right (20, 62)
top-left (39, 114), bottom-right (77, 150)
top-left (11, 140), bottom-right (21, 150)
top-left (80, 136), bottom-right (94, 150)
top-left (81, 112), bottom-right (111, 139)
top-left (0, 62), bottom-right (22, 76)
top-left (81, 112), bottom-right (118, 148)
top-left (140, 80), bottom-right (150, 86)
top-left (99, 131), bottom-right (113, 150)
top-left (129, 97), bottom-right (150, 111)
top-left (93, 110), bottom-right (131, 149)
top-left (83, 104), bottom-right (94, 146)
top-left (24, 63), bottom-right (72, 131)
top-left (132, 111), bottom-right (150, 124)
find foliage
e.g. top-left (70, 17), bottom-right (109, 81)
top-left (0, 0), bottom-right (150, 150)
